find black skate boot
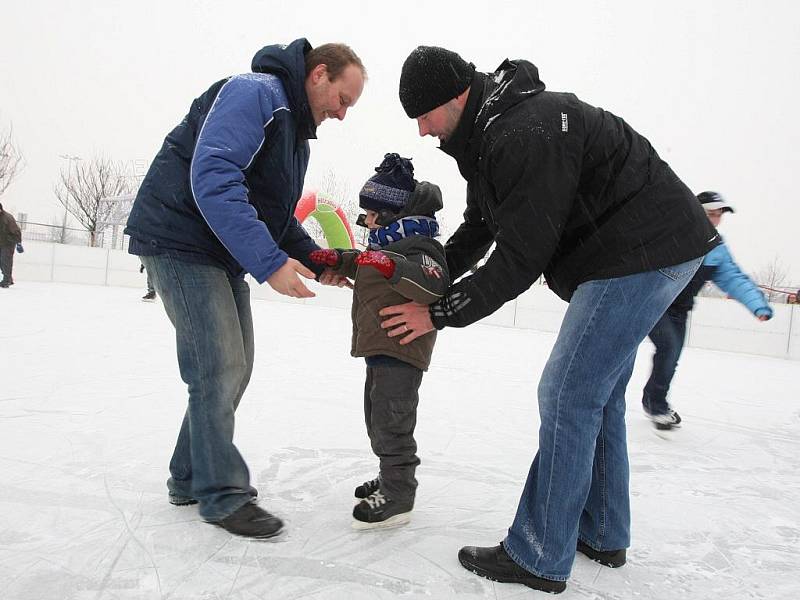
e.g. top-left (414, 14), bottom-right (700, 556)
top-left (212, 501), bottom-right (284, 539)
top-left (576, 539), bottom-right (626, 568)
top-left (458, 543), bottom-right (566, 593)
top-left (354, 476), bottom-right (380, 499)
top-left (648, 408), bottom-right (682, 430)
top-left (142, 290), bottom-right (156, 302)
top-left (352, 489), bottom-right (413, 530)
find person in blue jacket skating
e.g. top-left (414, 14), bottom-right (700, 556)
top-left (642, 191), bottom-right (773, 430)
top-left (124, 39), bottom-right (365, 538)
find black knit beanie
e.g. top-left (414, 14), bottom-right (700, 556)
top-left (399, 46), bottom-right (475, 118)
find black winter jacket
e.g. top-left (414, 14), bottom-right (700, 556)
top-left (431, 61), bottom-right (719, 329)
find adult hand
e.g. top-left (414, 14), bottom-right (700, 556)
top-left (319, 268), bottom-right (353, 289)
top-left (757, 314), bottom-right (771, 322)
top-left (267, 258), bottom-right (316, 298)
top-left (379, 301), bottom-right (434, 345)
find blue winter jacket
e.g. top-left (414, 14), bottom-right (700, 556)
top-left (124, 38), bottom-right (322, 283)
top-left (672, 241), bottom-right (772, 318)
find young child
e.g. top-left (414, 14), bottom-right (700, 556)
top-left (310, 153), bottom-right (450, 529)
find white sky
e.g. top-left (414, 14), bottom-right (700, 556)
top-left (2, 282), bottom-right (799, 598)
top-left (2, 0), bottom-right (799, 282)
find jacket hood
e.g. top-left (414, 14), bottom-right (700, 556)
top-left (475, 59), bottom-right (546, 132)
top-left (251, 38), bottom-right (317, 139)
top-left (398, 181), bottom-right (443, 219)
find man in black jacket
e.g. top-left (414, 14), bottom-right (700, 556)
top-left (381, 46), bottom-right (719, 593)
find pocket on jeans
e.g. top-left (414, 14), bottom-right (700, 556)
top-left (657, 257), bottom-right (702, 281)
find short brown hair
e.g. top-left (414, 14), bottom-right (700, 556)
top-left (305, 43), bottom-right (366, 81)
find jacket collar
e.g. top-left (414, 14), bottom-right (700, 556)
top-left (439, 71), bottom-right (488, 179)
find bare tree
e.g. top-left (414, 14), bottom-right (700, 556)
top-left (54, 155), bottom-right (133, 246)
top-left (755, 256), bottom-right (789, 303)
top-left (0, 124), bottom-right (24, 197)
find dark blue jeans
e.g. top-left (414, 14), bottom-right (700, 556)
top-left (642, 308), bottom-right (688, 415)
top-left (503, 258), bottom-right (703, 580)
top-left (141, 254), bottom-right (257, 521)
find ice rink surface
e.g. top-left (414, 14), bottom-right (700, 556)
top-left (1, 282), bottom-right (798, 599)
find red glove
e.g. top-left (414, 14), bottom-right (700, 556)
top-left (355, 250), bottom-right (396, 279)
top-left (309, 249), bottom-right (342, 268)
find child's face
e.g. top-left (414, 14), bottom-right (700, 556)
top-left (363, 210), bottom-right (381, 230)
top-left (705, 208), bottom-right (725, 228)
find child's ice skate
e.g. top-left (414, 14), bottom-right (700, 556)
top-left (352, 489), bottom-right (413, 530)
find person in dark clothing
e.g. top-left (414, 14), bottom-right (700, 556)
top-left (0, 203), bottom-right (22, 288)
top-left (124, 39), bottom-right (365, 539)
top-left (642, 191), bottom-right (772, 430)
top-left (139, 261), bottom-right (156, 302)
top-left (309, 154), bottom-right (449, 530)
top-left (381, 46), bottom-right (720, 593)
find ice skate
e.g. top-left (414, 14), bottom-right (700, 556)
top-left (352, 489), bottom-right (412, 530)
top-left (648, 408), bottom-right (682, 431)
top-left (354, 476), bottom-right (380, 499)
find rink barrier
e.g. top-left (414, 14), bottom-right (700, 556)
top-left (13, 240), bottom-right (800, 361)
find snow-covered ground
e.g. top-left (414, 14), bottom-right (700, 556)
top-left (1, 282), bottom-right (798, 600)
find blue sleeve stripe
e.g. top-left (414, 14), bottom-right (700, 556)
top-left (189, 75), bottom-right (291, 282)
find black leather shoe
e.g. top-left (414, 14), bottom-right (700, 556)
top-left (577, 539), bottom-right (626, 567)
top-left (168, 491), bottom-right (198, 506)
top-left (458, 543), bottom-right (566, 594)
top-left (213, 501), bottom-right (283, 539)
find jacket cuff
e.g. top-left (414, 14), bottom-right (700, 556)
top-left (429, 304), bottom-right (447, 330)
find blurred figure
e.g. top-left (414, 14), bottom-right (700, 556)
top-left (0, 202), bottom-right (22, 288)
top-left (139, 261), bottom-right (156, 302)
top-left (642, 191), bottom-right (773, 430)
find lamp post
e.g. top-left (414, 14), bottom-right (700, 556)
top-left (57, 154), bottom-right (82, 242)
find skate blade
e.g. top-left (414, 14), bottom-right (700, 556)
top-left (653, 426), bottom-right (677, 440)
top-left (351, 512), bottom-right (411, 531)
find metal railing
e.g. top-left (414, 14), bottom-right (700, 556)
top-left (19, 220), bottom-right (129, 251)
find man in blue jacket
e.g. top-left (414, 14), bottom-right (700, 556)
top-left (642, 191), bottom-right (773, 430)
top-left (124, 39), bottom-right (365, 538)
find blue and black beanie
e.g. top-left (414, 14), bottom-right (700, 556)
top-left (359, 153), bottom-right (416, 214)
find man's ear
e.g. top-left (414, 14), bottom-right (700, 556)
top-left (310, 63), bottom-right (328, 84)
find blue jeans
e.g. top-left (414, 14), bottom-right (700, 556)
top-left (141, 255), bottom-right (257, 521)
top-left (503, 258), bottom-right (703, 580)
top-left (642, 308), bottom-right (688, 415)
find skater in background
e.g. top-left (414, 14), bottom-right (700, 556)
top-left (139, 261), bottom-right (156, 302)
top-left (0, 202), bottom-right (22, 288)
top-left (124, 39), bottom-right (365, 539)
top-left (642, 191), bottom-right (773, 430)
top-left (309, 154), bottom-right (449, 529)
top-left (382, 45), bottom-right (721, 593)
